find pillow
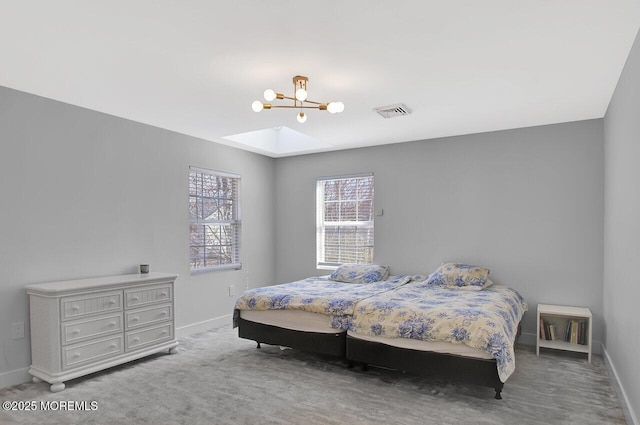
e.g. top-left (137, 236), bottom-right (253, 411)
top-left (425, 262), bottom-right (490, 289)
top-left (449, 278), bottom-right (494, 291)
top-left (329, 264), bottom-right (389, 284)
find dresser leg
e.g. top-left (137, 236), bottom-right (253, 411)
top-left (50, 383), bottom-right (65, 392)
top-left (32, 377), bottom-right (42, 383)
top-left (169, 346), bottom-right (179, 354)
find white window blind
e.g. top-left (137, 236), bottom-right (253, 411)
top-left (316, 174), bottom-right (374, 269)
top-left (189, 167), bottom-right (241, 272)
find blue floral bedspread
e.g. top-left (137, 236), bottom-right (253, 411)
top-left (348, 280), bottom-right (528, 382)
top-left (233, 275), bottom-right (413, 329)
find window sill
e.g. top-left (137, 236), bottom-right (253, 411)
top-left (190, 264), bottom-right (242, 274)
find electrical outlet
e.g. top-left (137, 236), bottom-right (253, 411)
top-left (12, 322), bottom-right (25, 340)
top-left (228, 285), bottom-right (235, 297)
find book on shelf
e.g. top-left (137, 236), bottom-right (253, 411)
top-left (562, 319), bottom-right (587, 345)
top-left (578, 320), bottom-right (586, 345)
top-left (539, 319), bottom-right (557, 341)
top-left (571, 320), bottom-right (578, 344)
top-left (549, 323), bottom-right (557, 340)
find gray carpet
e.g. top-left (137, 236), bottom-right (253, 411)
top-left (0, 325), bottom-right (626, 425)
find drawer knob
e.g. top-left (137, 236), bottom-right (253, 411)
top-left (161, 330), bottom-right (168, 335)
top-left (160, 292), bottom-right (167, 297)
top-left (73, 353), bottom-right (81, 358)
top-left (160, 311), bottom-right (168, 317)
top-left (72, 330), bottom-right (80, 335)
top-left (132, 337), bottom-right (140, 343)
top-left (108, 322), bottom-right (116, 327)
top-left (109, 344), bottom-right (117, 349)
top-left (132, 296), bottom-right (140, 302)
top-left (72, 305), bottom-right (80, 311)
top-left (109, 300), bottom-right (116, 305)
top-left (132, 316), bottom-right (140, 322)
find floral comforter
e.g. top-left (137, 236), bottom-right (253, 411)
top-left (233, 275), bottom-right (413, 329)
top-left (348, 280), bottom-right (528, 382)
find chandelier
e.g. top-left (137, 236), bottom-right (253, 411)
top-left (252, 75), bottom-right (344, 123)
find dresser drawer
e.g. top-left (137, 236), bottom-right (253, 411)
top-left (126, 323), bottom-right (173, 351)
top-left (125, 284), bottom-right (172, 308)
top-left (61, 291), bottom-right (122, 321)
top-left (126, 304), bottom-right (172, 330)
top-left (62, 313), bottom-right (123, 345)
top-left (62, 335), bottom-right (123, 369)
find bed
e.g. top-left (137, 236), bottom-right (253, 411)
top-left (234, 263), bottom-right (527, 399)
top-left (233, 270), bottom-right (413, 357)
top-left (345, 272), bottom-right (527, 399)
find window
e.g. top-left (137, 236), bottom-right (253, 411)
top-left (316, 174), bottom-right (374, 269)
top-left (189, 167), bottom-right (241, 272)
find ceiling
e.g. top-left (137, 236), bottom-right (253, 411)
top-left (1, 1), bottom-right (639, 158)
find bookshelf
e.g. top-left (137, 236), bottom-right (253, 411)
top-left (536, 304), bottom-right (592, 362)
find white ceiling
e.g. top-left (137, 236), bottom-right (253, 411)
top-left (1, 1), bottom-right (639, 157)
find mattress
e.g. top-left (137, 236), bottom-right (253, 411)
top-left (240, 309), bottom-right (343, 334)
top-left (347, 330), bottom-right (493, 359)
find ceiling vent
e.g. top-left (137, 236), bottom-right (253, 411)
top-left (374, 103), bottom-right (412, 119)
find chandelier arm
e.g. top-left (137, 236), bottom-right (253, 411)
top-left (268, 105), bottom-right (324, 109)
top-left (277, 95), bottom-right (326, 106)
top-left (272, 95), bottom-right (326, 106)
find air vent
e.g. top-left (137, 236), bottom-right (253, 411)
top-left (374, 103), bottom-right (412, 119)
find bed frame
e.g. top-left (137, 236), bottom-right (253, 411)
top-left (346, 335), bottom-right (504, 399)
top-left (238, 317), bottom-right (521, 399)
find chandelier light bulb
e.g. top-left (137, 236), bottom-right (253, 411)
top-left (252, 101), bottom-right (264, 112)
top-left (328, 102), bottom-right (345, 114)
top-left (295, 88), bottom-right (308, 102)
top-left (263, 89), bottom-right (276, 101)
top-left (297, 112), bottom-right (307, 123)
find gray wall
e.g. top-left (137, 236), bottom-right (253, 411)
top-left (603, 27), bottom-right (640, 423)
top-left (0, 86), bottom-right (276, 387)
top-left (275, 120), bottom-right (604, 346)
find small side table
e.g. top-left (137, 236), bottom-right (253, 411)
top-left (536, 304), bottom-right (592, 362)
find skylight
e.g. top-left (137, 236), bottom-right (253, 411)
top-left (222, 126), bottom-right (332, 157)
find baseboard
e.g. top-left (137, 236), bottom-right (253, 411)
top-left (176, 314), bottom-right (232, 338)
top-left (518, 332), bottom-right (537, 347)
top-left (0, 366), bottom-right (31, 390)
top-left (603, 346), bottom-right (638, 425)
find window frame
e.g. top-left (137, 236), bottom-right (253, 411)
top-left (316, 173), bottom-right (375, 270)
top-left (188, 166), bottom-right (242, 273)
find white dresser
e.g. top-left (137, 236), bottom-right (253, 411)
top-left (26, 272), bottom-right (179, 392)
